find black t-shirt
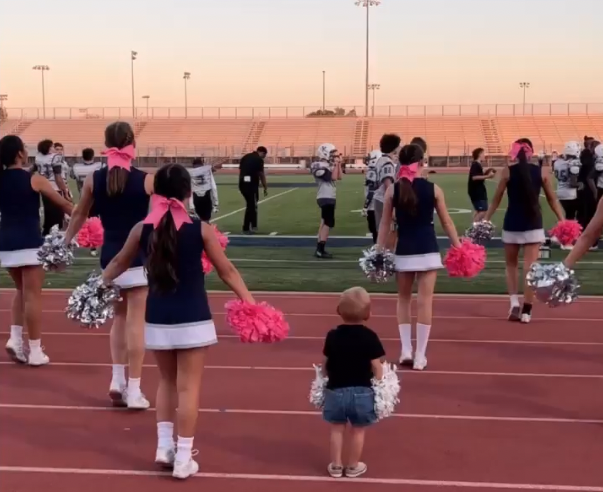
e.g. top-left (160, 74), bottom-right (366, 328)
top-left (239, 152), bottom-right (264, 187)
top-left (468, 161), bottom-right (487, 201)
top-left (323, 324), bottom-right (385, 389)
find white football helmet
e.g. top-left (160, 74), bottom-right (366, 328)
top-left (365, 150), bottom-right (383, 166)
top-left (563, 141), bottom-right (581, 158)
top-left (317, 143), bottom-right (337, 162)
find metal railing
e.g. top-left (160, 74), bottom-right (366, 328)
top-left (3, 103), bottom-right (603, 120)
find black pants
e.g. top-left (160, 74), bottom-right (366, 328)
top-left (193, 192), bottom-right (213, 222)
top-left (239, 183), bottom-right (258, 232)
top-left (560, 199), bottom-right (578, 220)
top-left (42, 192), bottom-right (65, 236)
top-left (577, 189), bottom-right (598, 247)
top-left (367, 210), bottom-right (377, 243)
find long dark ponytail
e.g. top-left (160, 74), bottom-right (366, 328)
top-left (514, 138), bottom-right (539, 222)
top-left (104, 121), bottom-right (135, 197)
top-left (395, 144), bottom-right (424, 215)
top-left (146, 164), bottom-right (192, 293)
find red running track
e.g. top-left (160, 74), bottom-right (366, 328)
top-left (1, 291), bottom-right (603, 491)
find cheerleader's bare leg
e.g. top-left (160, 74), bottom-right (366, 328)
top-left (396, 272), bottom-right (415, 365)
top-left (414, 270), bottom-right (438, 371)
top-left (504, 244), bottom-right (521, 321)
top-left (5, 268), bottom-right (26, 364)
top-left (520, 243), bottom-right (540, 324)
top-left (154, 350), bottom-right (178, 468)
top-left (124, 286), bottom-right (149, 409)
top-left (109, 294), bottom-right (128, 406)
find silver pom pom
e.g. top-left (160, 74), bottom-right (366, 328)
top-left (372, 362), bottom-right (401, 421)
top-left (37, 225), bottom-right (76, 271)
top-left (526, 262), bottom-right (579, 307)
top-left (465, 220), bottom-right (495, 245)
top-left (359, 246), bottom-right (396, 283)
top-left (66, 272), bottom-right (122, 328)
top-left (309, 364), bottom-right (328, 409)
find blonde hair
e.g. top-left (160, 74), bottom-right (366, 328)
top-left (337, 287), bottom-right (371, 323)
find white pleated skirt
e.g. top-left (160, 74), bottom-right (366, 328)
top-left (145, 319), bottom-right (218, 350)
top-left (0, 248), bottom-right (41, 268)
top-left (395, 252), bottom-right (443, 272)
top-left (112, 266), bottom-right (148, 289)
top-left (501, 229), bottom-right (545, 245)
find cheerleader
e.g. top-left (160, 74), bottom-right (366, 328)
top-left (101, 163), bottom-right (255, 479)
top-left (188, 157), bottom-right (218, 221)
top-left (65, 122), bottom-right (153, 409)
top-left (484, 139), bottom-right (564, 323)
top-left (0, 136), bottom-right (73, 365)
top-left (377, 144), bottom-right (461, 371)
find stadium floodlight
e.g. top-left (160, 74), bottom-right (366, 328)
top-left (355, 1), bottom-right (380, 117)
top-left (0, 94), bottom-right (7, 105)
top-left (32, 65), bottom-right (50, 119)
top-left (368, 83), bottom-right (381, 117)
top-left (519, 82), bottom-right (530, 113)
top-left (142, 95), bottom-right (150, 118)
top-left (131, 51), bottom-right (138, 118)
top-left (183, 72), bottom-right (191, 118)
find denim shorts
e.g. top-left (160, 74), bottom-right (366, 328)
top-left (322, 386), bottom-right (377, 427)
top-left (471, 199), bottom-right (488, 212)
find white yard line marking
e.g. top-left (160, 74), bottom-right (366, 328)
top-left (211, 188), bottom-right (298, 222)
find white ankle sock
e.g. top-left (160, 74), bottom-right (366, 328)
top-left (127, 378), bottom-right (141, 398)
top-left (157, 422), bottom-right (175, 449)
top-left (28, 339), bottom-right (41, 352)
top-left (510, 295), bottom-right (520, 308)
top-left (175, 436), bottom-right (194, 463)
top-left (415, 323), bottom-right (432, 359)
top-left (10, 325), bottom-right (23, 340)
top-left (112, 365), bottom-right (126, 386)
top-left (398, 324), bottom-right (412, 354)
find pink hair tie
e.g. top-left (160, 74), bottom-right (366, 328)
top-left (103, 145), bottom-right (135, 170)
top-left (397, 162), bottom-right (419, 182)
top-left (143, 194), bottom-right (192, 231)
top-left (509, 142), bottom-right (534, 161)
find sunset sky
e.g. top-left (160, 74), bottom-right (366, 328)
top-left (0, 0), bottom-right (601, 111)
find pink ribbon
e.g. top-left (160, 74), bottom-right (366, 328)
top-left (509, 142), bottom-right (534, 161)
top-left (103, 145), bottom-right (135, 170)
top-left (143, 194), bottom-right (192, 231)
top-left (397, 162), bottom-right (419, 182)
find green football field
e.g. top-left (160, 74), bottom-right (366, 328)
top-left (2, 171), bottom-right (601, 295)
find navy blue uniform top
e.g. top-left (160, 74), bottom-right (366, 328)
top-left (92, 167), bottom-right (149, 269)
top-left (0, 169), bottom-right (43, 252)
top-left (503, 164), bottom-right (543, 232)
top-left (393, 179), bottom-right (439, 256)
top-left (139, 219), bottom-right (212, 325)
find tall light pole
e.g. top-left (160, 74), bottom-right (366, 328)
top-left (355, 0), bottom-right (380, 117)
top-left (368, 83), bottom-right (380, 117)
top-left (131, 51), bottom-right (138, 118)
top-left (322, 71), bottom-right (326, 112)
top-left (183, 72), bottom-right (191, 118)
top-left (519, 82), bottom-right (530, 114)
top-left (142, 95), bottom-right (150, 119)
top-left (32, 65), bottom-right (50, 118)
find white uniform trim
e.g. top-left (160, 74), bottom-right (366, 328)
top-left (145, 319), bottom-right (218, 350)
top-left (111, 266), bottom-right (147, 289)
top-left (394, 253), bottom-right (443, 272)
top-left (501, 229), bottom-right (545, 245)
top-left (0, 249), bottom-right (41, 268)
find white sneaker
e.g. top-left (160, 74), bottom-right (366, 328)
top-left (173, 451), bottom-right (199, 480)
top-left (520, 313), bottom-right (531, 324)
top-left (108, 382), bottom-right (127, 407)
top-left (5, 338), bottom-right (27, 364)
top-left (413, 356), bottom-right (427, 371)
top-left (155, 447), bottom-right (176, 468)
top-left (398, 351), bottom-right (413, 366)
top-left (28, 349), bottom-right (50, 367)
top-left (126, 392), bottom-right (150, 410)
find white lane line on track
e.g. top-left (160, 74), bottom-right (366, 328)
top-left (0, 361), bottom-right (600, 378)
top-left (1, 403), bottom-right (602, 425)
top-left (211, 188), bottom-right (298, 222)
top-left (0, 466), bottom-right (602, 490)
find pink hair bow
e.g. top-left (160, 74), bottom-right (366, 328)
top-left (509, 142), bottom-right (534, 161)
top-left (143, 194), bottom-right (192, 231)
top-left (103, 145), bottom-right (135, 170)
top-left (397, 162), bottom-right (419, 182)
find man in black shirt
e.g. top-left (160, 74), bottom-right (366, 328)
top-left (467, 147), bottom-right (495, 221)
top-left (238, 146), bottom-right (268, 233)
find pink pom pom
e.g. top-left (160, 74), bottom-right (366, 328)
top-left (549, 220), bottom-right (582, 247)
top-left (212, 225), bottom-right (229, 250)
top-left (444, 239), bottom-right (486, 278)
top-left (77, 218), bottom-right (104, 248)
top-left (201, 252), bottom-right (213, 274)
top-left (225, 300), bottom-right (290, 343)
